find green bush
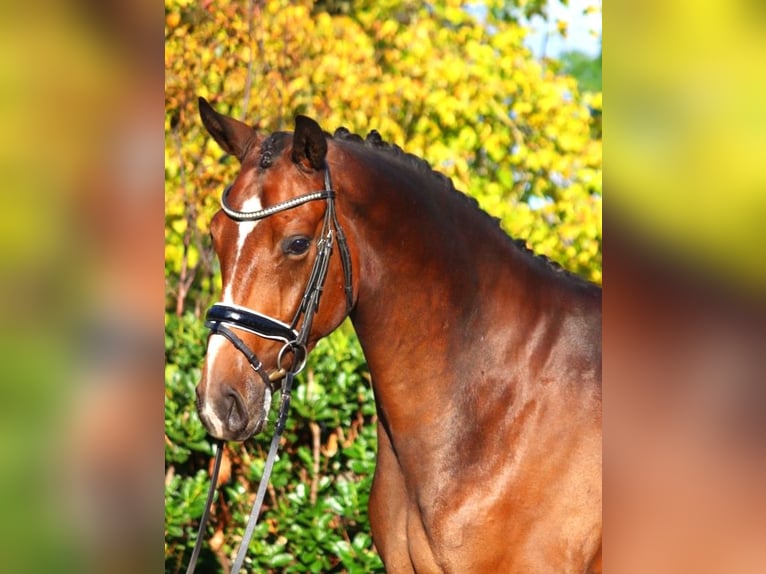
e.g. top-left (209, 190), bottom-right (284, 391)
top-left (164, 312), bottom-right (383, 573)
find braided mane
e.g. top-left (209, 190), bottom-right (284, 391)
top-left (331, 127), bottom-right (595, 287)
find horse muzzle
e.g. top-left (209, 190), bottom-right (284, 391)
top-left (196, 303), bottom-right (309, 441)
top-left (196, 374), bottom-right (271, 441)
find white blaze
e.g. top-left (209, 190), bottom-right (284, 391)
top-left (204, 194), bottom-right (265, 430)
top-left (222, 195), bottom-right (262, 303)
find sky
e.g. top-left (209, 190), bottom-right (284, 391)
top-left (523, 0), bottom-right (602, 58)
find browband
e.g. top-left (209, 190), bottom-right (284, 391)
top-left (220, 170), bottom-right (335, 221)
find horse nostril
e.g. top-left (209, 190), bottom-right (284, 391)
top-left (223, 385), bottom-right (247, 433)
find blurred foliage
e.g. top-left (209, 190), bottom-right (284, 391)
top-left (165, 0), bottom-right (601, 571)
top-left (608, 0), bottom-right (766, 292)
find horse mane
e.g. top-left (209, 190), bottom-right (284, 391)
top-left (331, 127), bottom-right (597, 288)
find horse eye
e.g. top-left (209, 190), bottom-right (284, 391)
top-left (282, 236), bottom-right (312, 256)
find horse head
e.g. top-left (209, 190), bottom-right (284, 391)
top-left (195, 98), bottom-right (355, 441)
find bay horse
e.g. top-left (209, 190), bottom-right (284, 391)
top-left (195, 97), bottom-right (602, 573)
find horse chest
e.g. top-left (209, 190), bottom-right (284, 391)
top-left (370, 433), bottom-right (508, 572)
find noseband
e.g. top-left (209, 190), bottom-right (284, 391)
top-left (187, 164), bottom-right (353, 573)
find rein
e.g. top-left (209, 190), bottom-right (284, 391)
top-left (185, 164), bottom-right (352, 573)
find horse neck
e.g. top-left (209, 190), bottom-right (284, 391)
top-left (338, 151), bottom-right (545, 453)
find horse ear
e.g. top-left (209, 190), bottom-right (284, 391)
top-left (291, 115), bottom-right (327, 170)
top-left (198, 97), bottom-right (258, 161)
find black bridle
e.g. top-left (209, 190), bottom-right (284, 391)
top-left (206, 166), bottom-right (353, 384)
top-left (186, 164), bottom-right (353, 574)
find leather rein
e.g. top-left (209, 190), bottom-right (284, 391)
top-left (186, 164), bottom-right (353, 573)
